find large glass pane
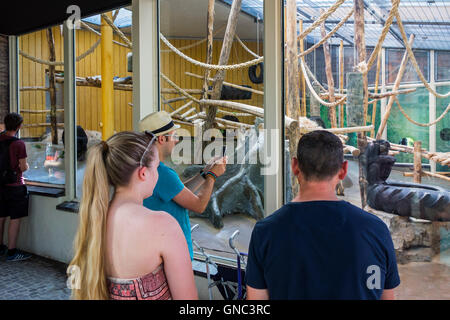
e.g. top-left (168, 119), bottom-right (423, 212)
top-left (387, 49), bottom-right (428, 84)
top-left (159, 0), bottom-right (265, 261)
top-left (436, 85), bottom-right (450, 173)
top-left (74, 7), bottom-right (133, 197)
top-left (18, 26), bottom-right (65, 186)
top-left (436, 51), bottom-right (450, 82)
top-left (387, 87), bottom-right (429, 164)
top-left (282, 1), bottom-right (449, 301)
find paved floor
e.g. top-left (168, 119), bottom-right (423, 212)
top-left (0, 253), bottom-right (71, 300)
top-left (1, 250), bottom-right (449, 300)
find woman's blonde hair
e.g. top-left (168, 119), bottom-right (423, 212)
top-left (69, 131), bottom-right (157, 300)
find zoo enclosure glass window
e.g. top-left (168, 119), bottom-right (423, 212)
top-left (74, 7), bottom-right (133, 197)
top-left (159, 0), bottom-right (266, 259)
top-left (18, 25), bottom-right (66, 186)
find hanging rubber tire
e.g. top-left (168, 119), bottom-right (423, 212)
top-left (248, 62), bottom-right (264, 84)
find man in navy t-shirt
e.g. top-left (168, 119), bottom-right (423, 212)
top-left (245, 131), bottom-right (400, 300)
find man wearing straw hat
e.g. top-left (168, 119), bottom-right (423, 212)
top-left (139, 111), bottom-right (227, 260)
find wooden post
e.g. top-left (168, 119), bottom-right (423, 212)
top-left (286, 0), bottom-right (302, 197)
top-left (101, 11), bottom-right (114, 140)
top-left (204, 0), bottom-right (242, 132)
top-left (370, 50), bottom-right (381, 137)
top-left (414, 140), bottom-right (422, 184)
top-left (299, 20), bottom-right (307, 117)
top-left (376, 34), bottom-right (415, 140)
top-left (202, 0), bottom-right (215, 112)
top-left (46, 28), bottom-right (58, 145)
top-left (354, 0), bottom-right (369, 129)
top-left (310, 83), bottom-right (321, 117)
top-left (339, 40), bottom-right (344, 128)
top-left (320, 12), bottom-right (337, 128)
top-left (353, 0), bottom-right (370, 208)
top-left (286, 0), bottom-right (301, 119)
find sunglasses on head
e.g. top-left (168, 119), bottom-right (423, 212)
top-left (139, 130), bottom-right (157, 168)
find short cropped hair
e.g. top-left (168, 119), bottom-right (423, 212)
top-left (3, 113), bottom-right (23, 131)
top-left (296, 130), bottom-right (344, 181)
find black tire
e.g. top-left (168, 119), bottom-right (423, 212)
top-left (248, 62), bottom-right (264, 84)
top-left (367, 182), bottom-right (450, 221)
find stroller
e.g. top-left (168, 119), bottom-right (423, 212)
top-left (191, 225), bottom-right (248, 300)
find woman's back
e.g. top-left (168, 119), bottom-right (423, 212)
top-left (105, 201), bottom-right (197, 300)
top-left (69, 131), bottom-right (197, 300)
top-left (105, 202), bottom-right (164, 279)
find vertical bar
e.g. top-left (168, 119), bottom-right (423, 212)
top-left (9, 36), bottom-right (19, 114)
top-left (132, 0), bottom-right (160, 130)
top-left (413, 141), bottom-right (422, 184)
top-left (101, 12), bottom-right (114, 140)
top-left (339, 40), bottom-right (344, 128)
top-left (64, 21), bottom-right (77, 200)
top-left (380, 47), bottom-right (387, 140)
top-left (429, 50), bottom-right (436, 173)
top-left (264, 0), bottom-right (283, 215)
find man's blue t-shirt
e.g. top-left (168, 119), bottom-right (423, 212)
top-left (245, 201), bottom-right (400, 299)
top-left (143, 162), bottom-right (193, 260)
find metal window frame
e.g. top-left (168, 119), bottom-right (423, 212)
top-left (132, 0), bottom-right (160, 129)
top-left (8, 36), bottom-right (19, 114)
top-left (264, 0), bottom-right (284, 215)
top-left (63, 21), bottom-right (77, 200)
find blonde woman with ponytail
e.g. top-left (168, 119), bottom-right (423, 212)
top-left (69, 131), bottom-right (197, 300)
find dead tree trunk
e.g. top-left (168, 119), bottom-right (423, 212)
top-left (353, 0), bottom-right (368, 208)
top-left (202, 0), bottom-right (216, 111)
top-left (204, 0), bottom-right (242, 132)
top-left (46, 27), bottom-right (58, 145)
top-left (320, 15), bottom-right (337, 128)
top-left (286, 0), bottom-right (301, 197)
top-left (414, 141), bottom-right (422, 184)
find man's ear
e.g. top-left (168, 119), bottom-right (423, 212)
top-left (338, 160), bottom-right (348, 180)
top-left (291, 157), bottom-right (300, 177)
top-left (157, 135), bottom-right (165, 144)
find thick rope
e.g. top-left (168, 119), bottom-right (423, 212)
top-left (160, 73), bottom-right (200, 104)
top-left (101, 13), bottom-right (132, 49)
top-left (304, 62), bottom-right (328, 93)
top-left (300, 59), bottom-right (346, 108)
top-left (20, 39), bottom-right (100, 66)
top-left (161, 24), bottom-right (227, 53)
top-left (395, 12), bottom-right (450, 98)
top-left (395, 97), bottom-right (450, 127)
top-left (235, 35), bottom-right (261, 58)
top-left (160, 33), bottom-right (263, 70)
top-left (20, 12), bottom-right (122, 66)
top-left (80, 20), bottom-right (129, 48)
top-left (298, 8), bottom-right (354, 59)
top-left (365, 0), bottom-right (401, 73)
top-left (297, 0), bottom-right (346, 42)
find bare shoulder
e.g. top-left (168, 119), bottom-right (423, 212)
top-left (136, 207), bottom-right (181, 233)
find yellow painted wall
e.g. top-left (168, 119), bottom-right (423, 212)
top-left (160, 38), bottom-right (264, 133)
top-left (19, 26), bottom-right (263, 138)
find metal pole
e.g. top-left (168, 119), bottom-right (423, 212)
top-left (429, 50), bottom-right (436, 173)
top-left (63, 21), bottom-right (77, 200)
top-left (264, 0), bottom-right (284, 212)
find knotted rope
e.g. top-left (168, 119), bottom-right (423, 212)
top-left (160, 33), bottom-right (263, 70)
top-left (300, 59), bottom-right (346, 108)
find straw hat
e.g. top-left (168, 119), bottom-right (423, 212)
top-left (138, 111), bottom-right (180, 136)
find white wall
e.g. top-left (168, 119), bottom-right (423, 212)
top-left (2, 195), bottom-right (78, 264)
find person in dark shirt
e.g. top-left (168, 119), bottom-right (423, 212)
top-left (245, 130), bottom-right (400, 300)
top-left (0, 113), bottom-right (31, 261)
